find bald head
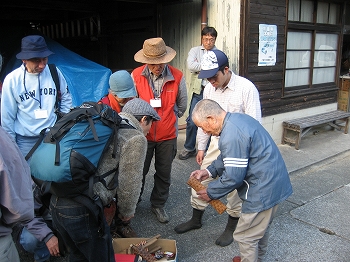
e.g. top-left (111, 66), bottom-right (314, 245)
top-left (192, 99), bottom-right (224, 122)
top-left (192, 99), bottom-right (226, 136)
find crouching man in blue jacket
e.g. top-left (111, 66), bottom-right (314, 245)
top-left (190, 99), bottom-right (293, 262)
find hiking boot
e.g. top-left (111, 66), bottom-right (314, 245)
top-left (116, 224), bottom-right (138, 238)
top-left (174, 208), bottom-right (204, 234)
top-left (178, 149), bottom-right (196, 160)
top-left (151, 207), bottom-right (169, 223)
top-left (215, 215), bottom-right (239, 247)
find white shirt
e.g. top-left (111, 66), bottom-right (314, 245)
top-left (197, 70), bottom-right (261, 151)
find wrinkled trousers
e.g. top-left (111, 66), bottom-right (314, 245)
top-left (50, 196), bottom-right (115, 262)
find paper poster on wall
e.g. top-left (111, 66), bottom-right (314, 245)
top-left (258, 24), bottom-right (277, 66)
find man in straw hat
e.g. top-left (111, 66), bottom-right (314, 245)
top-left (131, 37), bottom-right (187, 223)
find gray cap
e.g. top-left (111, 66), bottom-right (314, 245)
top-left (122, 98), bottom-right (160, 121)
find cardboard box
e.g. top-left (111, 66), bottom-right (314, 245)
top-left (338, 90), bottom-right (350, 112)
top-left (113, 238), bottom-right (177, 262)
top-left (339, 76), bottom-right (350, 91)
top-left (338, 76), bottom-right (350, 112)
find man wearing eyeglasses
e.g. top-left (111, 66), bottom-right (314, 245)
top-left (175, 49), bottom-right (261, 248)
top-left (178, 26), bottom-right (218, 160)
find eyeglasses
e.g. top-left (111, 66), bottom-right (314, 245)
top-left (202, 37), bottom-right (216, 43)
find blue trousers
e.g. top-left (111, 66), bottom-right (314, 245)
top-left (184, 90), bottom-right (203, 151)
top-left (50, 196), bottom-right (115, 262)
top-left (15, 134), bottom-right (40, 159)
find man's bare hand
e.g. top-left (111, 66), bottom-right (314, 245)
top-left (196, 150), bottom-right (205, 166)
top-left (46, 235), bottom-right (60, 257)
top-left (190, 169), bottom-right (209, 181)
top-left (118, 213), bottom-right (134, 222)
top-left (196, 188), bottom-right (211, 202)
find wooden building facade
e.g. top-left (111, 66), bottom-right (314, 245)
top-left (1, 0), bottom-right (349, 143)
top-left (239, 0), bottom-right (349, 142)
top-left (161, 0), bottom-right (350, 142)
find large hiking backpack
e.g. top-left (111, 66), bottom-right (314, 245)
top-left (26, 101), bottom-right (133, 238)
top-left (27, 101), bottom-right (128, 198)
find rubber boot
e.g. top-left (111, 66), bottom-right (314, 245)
top-left (215, 215), bottom-right (239, 247)
top-left (174, 208), bottom-right (204, 234)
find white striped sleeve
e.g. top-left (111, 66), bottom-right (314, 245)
top-left (223, 157), bottom-right (248, 168)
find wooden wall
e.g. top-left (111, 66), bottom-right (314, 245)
top-left (161, 0), bottom-right (203, 81)
top-left (240, 0), bottom-right (338, 117)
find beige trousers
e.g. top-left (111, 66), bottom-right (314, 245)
top-left (190, 136), bottom-right (242, 217)
top-left (233, 205), bottom-right (279, 262)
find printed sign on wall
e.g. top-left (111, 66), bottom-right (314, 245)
top-left (258, 24), bottom-right (277, 66)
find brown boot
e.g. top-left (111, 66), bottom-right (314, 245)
top-left (112, 213), bottom-right (137, 238)
top-left (116, 223), bottom-right (137, 238)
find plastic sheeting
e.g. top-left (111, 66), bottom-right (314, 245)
top-left (0, 37), bottom-right (111, 107)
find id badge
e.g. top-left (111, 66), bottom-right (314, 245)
top-left (34, 109), bottom-right (48, 119)
top-left (150, 98), bottom-right (162, 108)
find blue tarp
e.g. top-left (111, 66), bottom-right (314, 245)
top-left (0, 37), bottom-right (111, 106)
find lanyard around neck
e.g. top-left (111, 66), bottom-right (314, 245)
top-left (23, 69), bottom-right (42, 108)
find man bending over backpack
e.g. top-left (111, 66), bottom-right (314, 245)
top-left (98, 70), bottom-right (140, 238)
top-left (49, 98), bottom-right (160, 262)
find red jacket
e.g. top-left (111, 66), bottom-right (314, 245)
top-left (132, 65), bottom-right (183, 142)
top-left (99, 94), bottom-right (122, 113)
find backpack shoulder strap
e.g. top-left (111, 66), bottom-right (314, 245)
top-left (25, 128), bottom-right (47, 161)
top-left (48, 64), bottom-right (61, 111)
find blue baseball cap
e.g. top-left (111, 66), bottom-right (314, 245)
top-left (109, 70), bottom-right (137, 98)
top-left (198, 50), bottom-right (228, 79)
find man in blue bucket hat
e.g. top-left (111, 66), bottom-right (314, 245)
top-left (1, 35), bottom-right (72, 262)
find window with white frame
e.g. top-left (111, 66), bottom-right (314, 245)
top-left (285, 0), bottom-right (341, 94)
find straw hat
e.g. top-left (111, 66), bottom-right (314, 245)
top-left (134, 37), bottom-right (176, 64)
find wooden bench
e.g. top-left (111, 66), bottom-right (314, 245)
top-left (282, 110), bottom-right (350, 150)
